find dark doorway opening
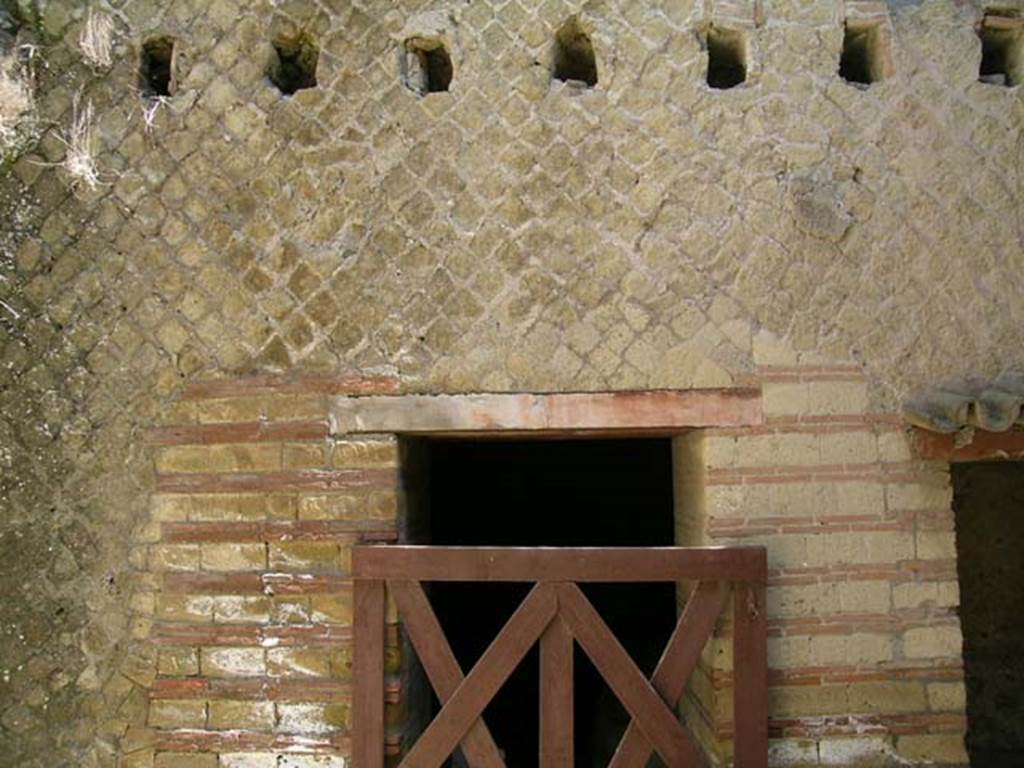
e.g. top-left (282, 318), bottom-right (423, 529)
top-left (402, 438), bottom-right (677, 767)
top-left (953, 461), bottom-right (1024, 768)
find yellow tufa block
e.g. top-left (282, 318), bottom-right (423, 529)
top-left (147, 699), bottom-right (206, 729)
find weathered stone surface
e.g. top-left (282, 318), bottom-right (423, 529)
top-left (330, 389), bottom-right (762, 433)
top-left (0, 0), bottom-right (1020, 764)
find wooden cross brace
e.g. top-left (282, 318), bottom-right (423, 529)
top-left (386, 579), bottom-right (729, 768)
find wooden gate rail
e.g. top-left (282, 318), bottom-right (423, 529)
top-left (353, 546), bottom-right (767, 768)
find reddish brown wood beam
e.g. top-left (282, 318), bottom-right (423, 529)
top-left (352, 546), bottom-right (767, 583)
top-left (540, 616), bottom-right (574, 768)
top-left (556, 583), bottom-right (700, 767)
top-left (353, 578), bottom-right (386, 768)
top-left (912, 427), bottom-right (1024, 462)
top-left (610, 580), bottom-right (728, 768)
top-left (398, 584), bottom-right (557, 768)
top-left (390, 580), bottom-right (505, 767)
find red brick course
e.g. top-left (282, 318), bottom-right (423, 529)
top-left (155, 730), bottom-right (350, 752)
top-left (160, 520), bottom-right (397, 544)
top-left (706, 461), bottom-right (936, 485)
top-left (687, 696), bottom-right (964, 740)
top-left (155, 468), bottom-right (397, 494)
top-left (767, 559), bottom-right (958, 582)
top-left (145, 420), bottom-right (330, 446)
top-left (767, 609), bottom-right (959, 637)
top-left (700, 659), bottom-right (964, 689)
top-left (149, 677), bottom-right (401, 703)
top-left (709, 419), bottom-right (904, 438)
top-left (154, 731), bottom-right (404, 756)
top-left (768, 712), bottom-right (966, 739)
top-left (162, 573), bottom-right (352, 595)
top-left (152, 622), bottom-right (355, 646)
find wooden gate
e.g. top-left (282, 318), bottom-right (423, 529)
top-left (353, 546), bottom-right (767, 768)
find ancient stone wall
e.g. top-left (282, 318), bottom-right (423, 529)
top-left (692, 366), bottom-right (966, 766)
top-left (0, 0), bottom-right (1021, 765)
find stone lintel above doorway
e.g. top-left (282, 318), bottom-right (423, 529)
top-left (329, 389), bottom-right (763, 436)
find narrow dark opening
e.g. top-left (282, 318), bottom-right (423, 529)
top-left (403, 438), bottom-right (677, 767)
top-left (706, 27), bottom-right (746, 90)
top-left (839, 23), bottom-right (888, 86)
top-left (403, 39), bottom-right (453, 95)
top-left (553, 17), bottom-right (598, 87)
top-left (269, 33), bottom-right (318, 95)
top-left (979, 19), bottom-right (1023, 86)
top-left (141, 37), bottom-right (176, 97)
top-left (953, 461), bottom-right (1024, 767)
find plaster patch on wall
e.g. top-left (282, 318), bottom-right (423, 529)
top-left (818, 736), bottom-right (900, 764)
top-left (788, 177), bottom-right (856, 242)
top-left (887, 0), bottom-right (926, 12)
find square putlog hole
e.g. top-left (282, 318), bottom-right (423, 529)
top-left (706, 27), bottom-right (747, 90)
top-left (839, 21), bottom-right (892, 87)
top-left (979, 16), bottom-right (1024, 86)
top-left (403, 38), bottom-right (453, 95)
top-left (141, 37), bottom-right (177, 97)
top-left (269, 32), bottom-right (319, 95)
top-left (553, 16), bottom-right (598, 87)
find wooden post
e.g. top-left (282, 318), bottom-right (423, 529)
top-left (540, 615), bottom-right (573, 768)
top-left (733, 581), bottom-right (768, 768)
top-left (354, 579), bottom-right (385, 768)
